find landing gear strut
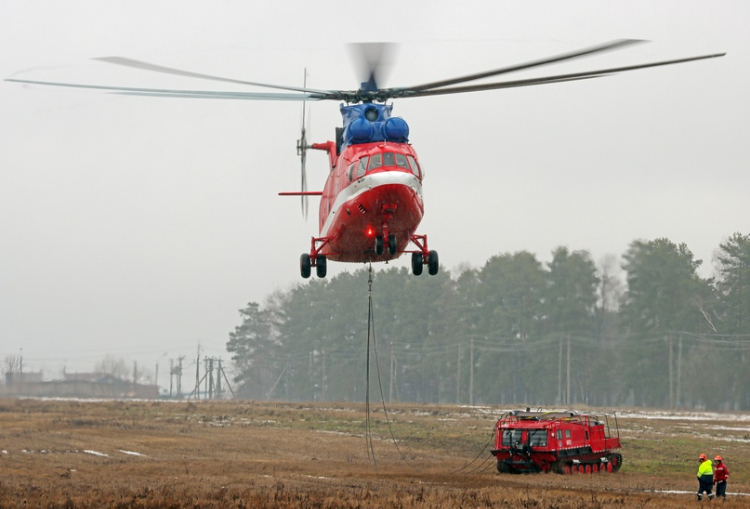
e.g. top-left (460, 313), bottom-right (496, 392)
top-left (300, 236), bottom-right (331, 279)
top-left (409, 234), bottom-right (439, 277)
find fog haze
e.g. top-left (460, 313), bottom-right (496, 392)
top-left (1, 1), bottom-right (747, 388)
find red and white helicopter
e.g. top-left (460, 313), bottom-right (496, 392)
top-left (6, 40), bottom-right (724, 278)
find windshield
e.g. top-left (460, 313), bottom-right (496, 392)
top-left (501, 429), bottom-right (523, 447)
top-left (528, 430), bottom-right (548, 447)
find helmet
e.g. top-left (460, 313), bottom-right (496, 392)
top-left (715, 455), bottom-right (722, 462)
top-left (699, 454), bottom-right (707, 460)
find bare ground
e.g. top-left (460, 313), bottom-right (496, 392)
top-left (1, 398), bottom-right (748, 507)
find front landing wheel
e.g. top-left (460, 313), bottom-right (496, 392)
top-left (316, 255), bottom-right (327, 278)
top-left (300, 253), bottom-right (311, 279)
top-left (428, 250), bottom-right (439, 275)
top-left (411, 252), bottom-right (423, 276)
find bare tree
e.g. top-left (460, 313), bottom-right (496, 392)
top-left (4, 355), bottom-right (21, 374)
top-left (94, 355), bottom-right (130, 380)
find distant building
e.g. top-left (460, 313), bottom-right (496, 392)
top-left (1, 371), bottom-right (158, 399)
top-left (5, 371), bottom-right (43, 385)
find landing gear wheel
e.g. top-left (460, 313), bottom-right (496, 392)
top-left (300, 253), bottom-right (311, 279)
top-left (427, 250), bottom-right (439, 275)
top-left (388, 234), bottom-right (397, 255)
top-left (411, 252), bottom-right (423, 276)
top-left (316, 255), bottom-right (327, 278)
top-left (375, 235), bottom-right (384, 255)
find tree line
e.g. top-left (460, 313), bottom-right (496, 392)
top-left (226, 233), bottom-right (750, 410)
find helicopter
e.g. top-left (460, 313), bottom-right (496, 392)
top-left (6, 40), bottom-right (724, 279)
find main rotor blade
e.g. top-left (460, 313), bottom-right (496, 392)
top-left (394, 52), bottom-right (726, 98)
top-left (348, 42), bottom-right (397, 92)
top-left (4, 78), bottom-right (327, 101)
top-left (96, 56), bottom-right (335, 96)
top-left (405, 39), bottom-right (645, 92)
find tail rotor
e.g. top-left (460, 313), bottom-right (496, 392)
top-left (296, 69), bottom-right (310, 219)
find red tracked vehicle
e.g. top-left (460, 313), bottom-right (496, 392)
top-left (491, 410), bottom-right (623, 475)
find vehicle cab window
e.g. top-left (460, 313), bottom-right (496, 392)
top-left (529, 430), bottom-right (547, 447)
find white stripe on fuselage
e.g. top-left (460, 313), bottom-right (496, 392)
top-left (320, 171), bottom-right (423, 237)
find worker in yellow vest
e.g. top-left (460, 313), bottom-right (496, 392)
top-left (696, 453), bottom-right (714, 501)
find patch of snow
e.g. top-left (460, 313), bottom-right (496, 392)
top-left (647, 489), bottom-right (749, 497)
top-left (83, 450), bottom-right (109, 457)
top-left (119, 450), bottom-right (146, 457)
top-left (712, 425), bottom-right (750, 432)
top-left (617, 411), bottom-right (750, 422)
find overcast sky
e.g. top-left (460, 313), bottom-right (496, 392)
top-left (1, 1), bottom-right (747, 388)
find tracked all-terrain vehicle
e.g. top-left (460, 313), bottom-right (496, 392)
top-left (491, 410), bottom-right (622, 474)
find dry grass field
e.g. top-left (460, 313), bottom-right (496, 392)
top-left (1, 398), bottom-right (748, 507)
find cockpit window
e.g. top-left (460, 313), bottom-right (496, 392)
top-left (367, 151), bottom-right (416, 173)
top-left (355, 156), bottom-right (369, 179)
top-left (369, 153), bottom-right (382, 170)
top-left (395, 153), bottom-right (410, 169)
top-left (406, 155), bottom-right (420, 178)
top-left (382, 152), bottom-right (395, 167)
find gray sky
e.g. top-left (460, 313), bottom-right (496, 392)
top-left (1, 1), bottom-right (747, 388)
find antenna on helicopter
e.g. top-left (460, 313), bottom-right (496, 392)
top-left (296, 68), bottom-right (310, 219)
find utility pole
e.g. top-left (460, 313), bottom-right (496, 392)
top-left (566, 334), bottom-right (571, 406)
top-left (676, 335), bottom-right (683, 408)
top-left (456, 344), bottom-right (461, 404)
top-left (205, 357), bottom-right (213, 399)
top-left (177, 356), bottom-right (184, 397)
top-left (215, 359), bottom-right (222, 399)
top-left (557, 338), bottom-right (563, 404)
top-left (219, 361), bottom-right (235, 399)
top-left (668, 335), bottom-right (674, 409)
top-left (389, 342), bottom-right (394, 403)
top-left (195, 345), bottom-right (201, 400)
top-left (321, 349), bottom-right (326, 401)
top-left (469, 337), bottom-right (474, 406)
top-left (169, 359), bottom-right (174, 397)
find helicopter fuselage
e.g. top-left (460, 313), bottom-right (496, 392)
top-left (316, 139), bottom-right (424, 263)
top-left (293, 102), bottom-right (438, 278)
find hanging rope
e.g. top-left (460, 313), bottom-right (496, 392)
top-left (363, 263), bottom-right (494, 474)
top-left (363, 263), bottom-right (421, 469)
top-left (364, 263), bottom-right (378, 468)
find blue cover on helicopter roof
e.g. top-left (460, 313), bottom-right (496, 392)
top-left (340, 103), bottom-right (409, 147)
